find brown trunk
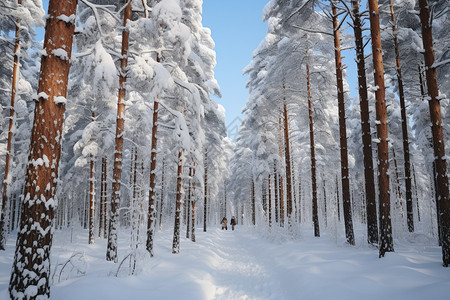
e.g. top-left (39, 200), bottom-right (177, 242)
top-left (278, 116), bottom-right (285, 227)
top-left (323, 175), bottom-right (328, 227)
top-left (283, 102), bottom-right (293, 224)
top-left (107, 0), bottom-right (132, 263)
top-left (251, 177), bottom-right (256, 225)
top-left (191, 162), bottom-right (196, 242)
top-left (351, 0), bottom-right (379, 245)
top-left (103, 157), bottom-right (108, 238)
top-left (186, 167), bottom-right (192, 238)
top-left (419, 0), bottom-right (450, 266)
top-left (159, 158), bottom-right (165, 229)
top-left (336, 175), bottom-right (341, 222)
top-left (146, 99), bottom-right (159, 257)
top-left (332, 2), bottom-right (355, 245)
top-left (8, 0), bottom-right (77, 297)
top-left (99, 157), bottom-right (107, 238)
top-left (274, 163), bottom-right (279, 223)
top-left (389, 0), bottom-right (414, 232)
top-left (298, 174), bottom-right (302, 223)
top-left (268, 174), bottom-right (272, 226)
top-left (89, 112), bottom-right (95, 245)
top-left (203, 150), bottom-right (208, 232)
top-left (307, 62), bottom-right (319, 237)
top-left (367, 0), bottom-right (394, 257)
top-left (392, 147), bottom-right (404, 219)
top-left (412, 164), bottom-right (421, 222)
top-left (0, 0), bottom-right (22, 250)
top-left (172, 151), bottom-right (183, 254)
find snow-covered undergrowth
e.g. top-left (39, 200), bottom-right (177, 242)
top-left (0, 225), bottom-right (449, 299)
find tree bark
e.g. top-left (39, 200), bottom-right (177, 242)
top-left (283, 102), bottom-right (293, 224)
top-left (268, 174), bottom-right (272, 226)
top-left (99, 157), bottom-right (107, 238)
top-left (412, 164), bottom-right (421, 222)
top-left (186, 167), bottom-right (192, 238)
top-left (332, 2), bottom-right (355, 245)
top-left (388, 0), bottom-right (414, 232)
top-left (8, 0), bottom-right (77, 297)
top-left (251, 177), bottom-right (255, 225)
top-left (146, 98), bottom-right (159, 257)
top-left (172, 151), bottom-right (183, 254)
top-left (106, 0), bottom-right (132, 263)
top-left (203, 150), bottom-right (208, 232)
top-left (307, 62), bottom-right (320, 237)
top-left (418, 0), bottom-right (450, 266)
top-left (191, 162), bottom-right (196, 242)
top-left (0, 0), bottom-right (22, 251)
top-left (274, 164), bottom-right (279, 224)
top-left (89, 112), bottom-right (96, 245)
top-left (350, 0), bottom-right (379, 245)
top-left (159, 158), bottom-right (165, 229)
top-left (278, 116), bottom-right (285, 227)
top-left (367, 0), bottom-right (394, 257)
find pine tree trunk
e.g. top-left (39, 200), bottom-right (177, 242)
top-left (268, 174), bottom-right (272, 226)
top-left (172, 151), bottom-right (183, 254)
top-left (278, 116), bottom-right (285, 227)
top-left (419, 0), bottom-right (449, 267)
top-left (8, 0), bottom-right (77, 297)
top-left (388, 0), bottom-right (414, 232)
top-left (274, 163), bottom-right (279, 224)
top-left (159, 158), bottom-right (165, 229)
top-left (323, 176), bottom-right (328, 227)
top-left (392, 147), bottom-right (404, 220)
top-left (283, 102), bottom-right (293, 224)
top-left (251, 177), bottom-right (255, 225)
top-left (203, 150), bottom-right (208, 232)
top-left (307, 62), bottom-right (320, 237)
top-left (99, 157), bottom-right (107, 238)
top-left (412, 164), bottom-right (421, 222)
top-left (336, 175), bottom-right (341, 222)
top-left (351, 0), bottom-right (379, 245)
top-left (0, 0), bottom-right (22, 250)
top-left (89, 113), bottom-right (96, 245)
top-left (191, 162), bottom-right (196, 242)
top-left (107, 0), bottom-right (132, 263)
top-left (186, 167), bottom-right (192, 239)
top-left (103, 157), bottom-right (108, 238)
top-left (332, 2), bottom-right (355, 245)
top-left (367, 0), bottom-right (394, 257)
top-left (146, 99), bottom-right (159, 257)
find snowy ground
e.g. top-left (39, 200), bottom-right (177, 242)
top-left (1, 225), bottom-right (449, 299)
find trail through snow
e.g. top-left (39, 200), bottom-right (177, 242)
top-left (1, 225), bottom-right (449, 299)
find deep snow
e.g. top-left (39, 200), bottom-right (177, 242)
top-left (0, 225), bottom-right (449, 299)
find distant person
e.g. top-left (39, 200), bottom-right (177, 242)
top-left (230, 216), bottom-right (236, 231)
top-left (221, 217), bottom-right (228, 230)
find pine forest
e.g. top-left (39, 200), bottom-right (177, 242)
top-left (0, 0), bottom-right (449, 299)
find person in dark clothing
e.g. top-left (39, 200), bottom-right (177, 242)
top-left (230, 216), bottom-right (236, 231)
top-left (221, 217), bottom-right (228, 230)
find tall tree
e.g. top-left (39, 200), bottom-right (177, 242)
top-left (331, 1), bottom-right (354, 245)
top-left (418, 0), bottom-right (450, 267)
top-left (9, 0), bottom-right (78, 297)
top-left (307, 60), bottom-right (320, 237)
top-left (349, 0), bottom-right (379, 245)
top-left (388, 0), bottom-right (414, 232)
top-left (146, 97), bottom-right (159, 257)
top-left (106, 0), bottom-right (132, 263)
top-left (0, 0), bottom-right (22, 250)
top-left (367, 0), bottom-right (394, 257)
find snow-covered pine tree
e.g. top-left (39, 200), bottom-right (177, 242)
top-left (8, 0), bottom-right (78, 298)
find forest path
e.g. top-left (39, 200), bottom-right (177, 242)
top-left (202, 227), bottom-right (283, 299)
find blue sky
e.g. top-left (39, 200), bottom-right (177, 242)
top-left (202, 0), bottom-right (268, 137)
